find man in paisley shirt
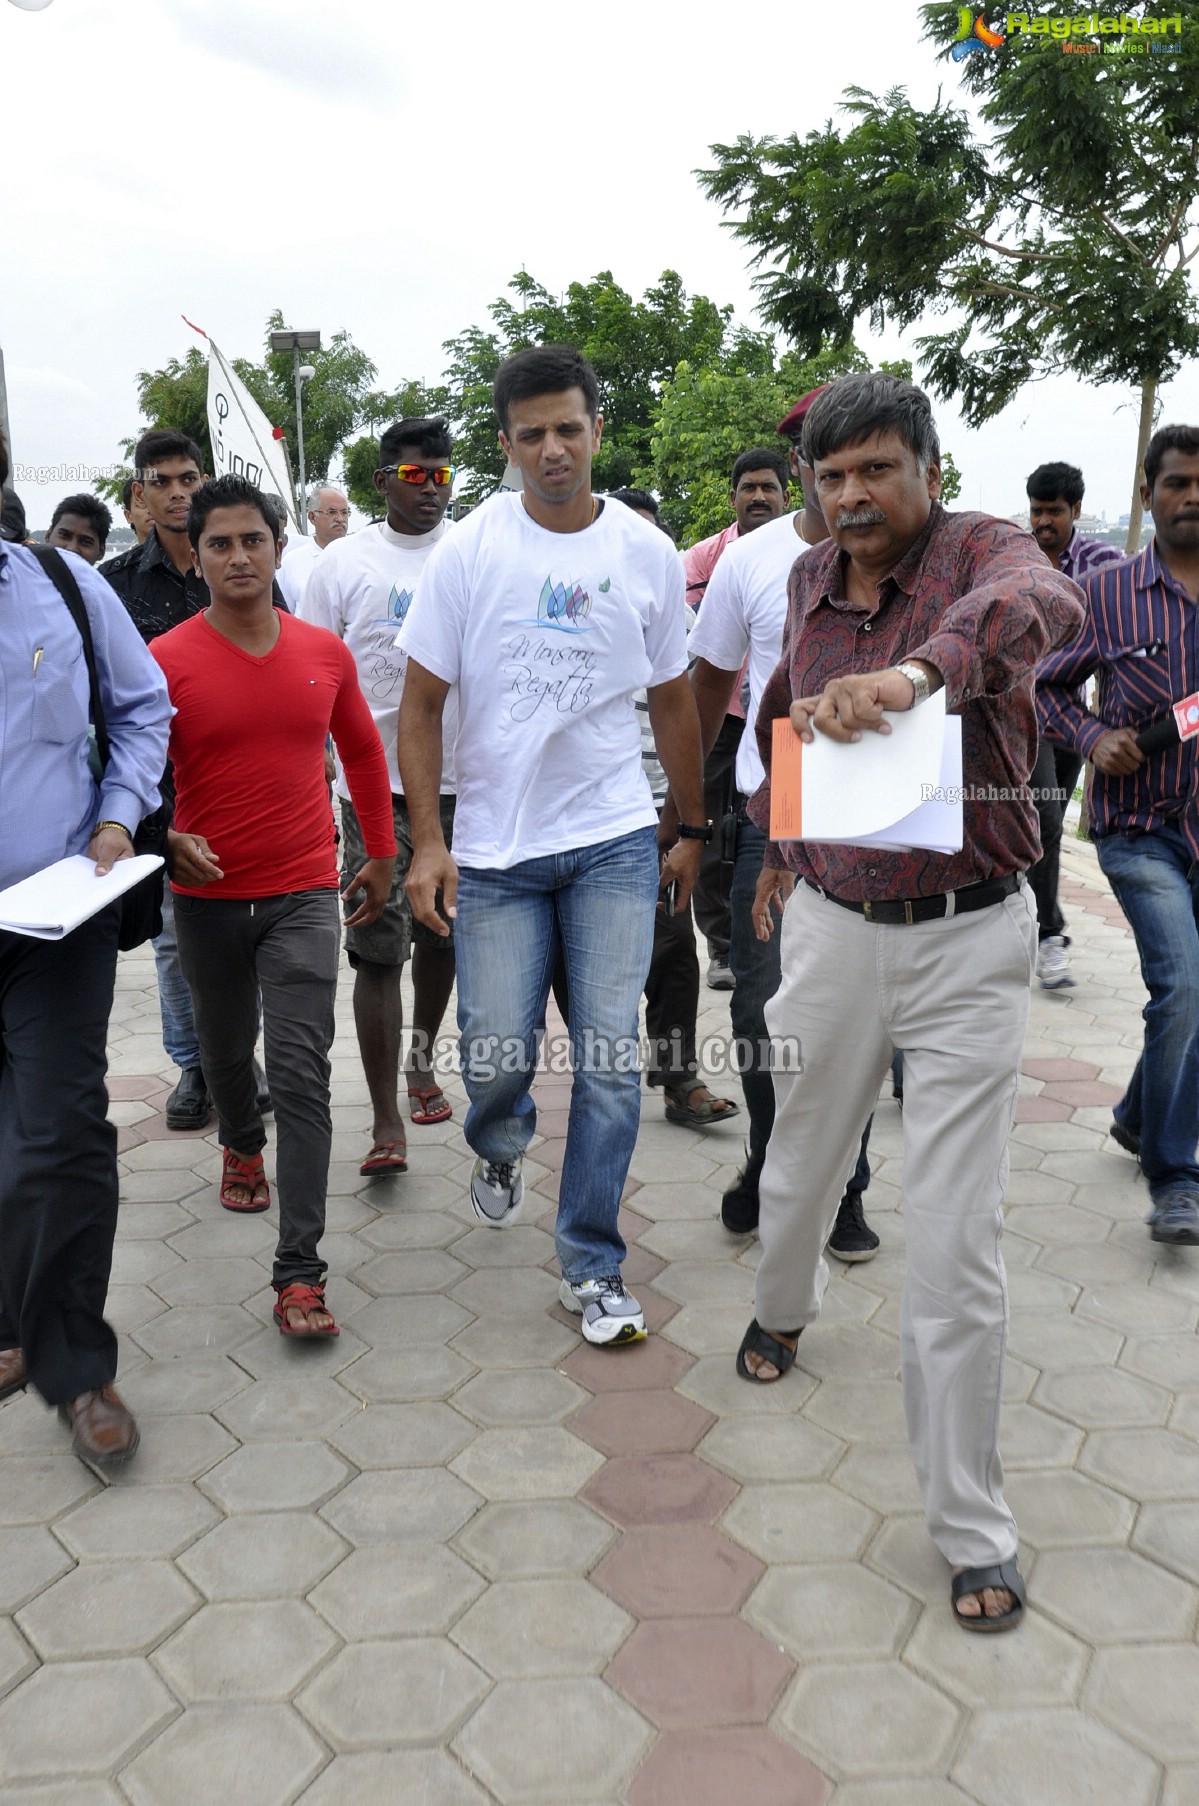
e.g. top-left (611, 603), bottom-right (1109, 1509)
top-left (1038, 425), bottom-right (1199, 1247)
top-left (740, 373), bottom-right (1083, 1632)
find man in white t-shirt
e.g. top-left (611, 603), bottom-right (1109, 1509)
top-left (672, 388), bottom-right (887, 1256)
top-left (398, 346), bottom-right (706, 1348)
top-left (276, 485), bottom-right (349, 610)
top-left (299, 425), bottom-right (456, 1178)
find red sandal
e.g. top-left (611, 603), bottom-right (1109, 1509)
top-left (220, 1148), bottom-right (270, 1213)
top-left (407, 1083), bottom-right (453, 1125)
top-left (273, 1282), bottom-right (339, 1337)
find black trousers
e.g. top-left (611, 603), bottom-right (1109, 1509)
top-left (691, 714), bottom-right (743, 959)
top-left (1028, 738), bottom-right (1073, 942)
top-left (0, 905), bottom-right (121, 1404)
top-left (644, 898), bottom-right (700, 1087)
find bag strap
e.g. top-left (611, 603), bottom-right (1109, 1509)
top-left (28, 544), bottom-right (111, 769)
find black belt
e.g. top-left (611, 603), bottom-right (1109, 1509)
top-left (806, 872), bottom-right (1020, 926)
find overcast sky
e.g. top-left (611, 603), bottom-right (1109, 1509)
top-left (3, 0), bottom-right (1196, 530)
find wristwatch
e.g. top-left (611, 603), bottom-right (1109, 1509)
top-left (676, 822), bottom-right (714, 843)
top-left (895, 662), bottom-right (931, 707)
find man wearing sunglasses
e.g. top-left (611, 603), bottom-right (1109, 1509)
top-left (298, 419), bottom-right (458, 1177)
top-left (277, 485), bottom-right (350, 610)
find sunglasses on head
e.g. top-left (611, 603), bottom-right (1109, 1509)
top-left (380, 463), bottom-right (455, 487)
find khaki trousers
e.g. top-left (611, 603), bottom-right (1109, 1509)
top-left (755, 880), bottom-right (1036, 1568)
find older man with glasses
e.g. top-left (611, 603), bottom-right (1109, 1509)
top-left (297, 419), bottom-right (458, 1177)
top-left (277, 485), bottom-right (351, 609)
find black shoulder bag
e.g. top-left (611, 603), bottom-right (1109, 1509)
top-left (31, 545), bottom-right (169, 950)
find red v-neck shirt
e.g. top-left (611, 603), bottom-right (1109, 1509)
top-left (151, 610), bottom-right (397, 898)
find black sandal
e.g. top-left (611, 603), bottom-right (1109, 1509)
top-left (951, 1560), bottom-right (1026, 1633)
top-left (736, 1317), bottom-right (803, 1383)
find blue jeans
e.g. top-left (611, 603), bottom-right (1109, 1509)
top-left (728, 807), bottom-right (783, 1158)
top-left (453, 827), bottom-right (659, 1283)
top-left (1096, 825), bottom-right (1199, 1199)
top-left (153, 887), bottom-right (202, 1072)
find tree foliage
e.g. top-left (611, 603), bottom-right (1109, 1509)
top-left (697, 2), bottom-right (1199, 546)
top-left (440, 269), bottom-right (767, 504)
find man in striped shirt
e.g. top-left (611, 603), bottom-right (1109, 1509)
top-left (1038, 425), bottom-right (1199, 1245)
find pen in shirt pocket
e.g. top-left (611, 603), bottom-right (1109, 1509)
top-left (32, 646), bottom-right (43, 676)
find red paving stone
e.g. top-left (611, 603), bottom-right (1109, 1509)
top-left (115, 1126), bottom-right (147, 1154)
top-left (618, 1204), bottom-right (650, 1240)
top-left (627, 1728), bottom-right (832, 1806)
top-left (572, 1389), bottom-right (715, 1458)
top-left (107, 1075), bottom-right (163, 1100)
top-left (622, 1245), bottom-right (666, 1285)
top-left (534, 1174), bottom-right (642, 1207)
top-left (535, 1138), bottom-right (568, 1172)
top-left (580, 1453), bottom-right (738, 1529)
top-left (1021, 1058), bottom-right (1100, 1082)
top-left (592, 1524), bottom-right (762, 1617)
top-left (562, 1335), bottom-right (695, 1395)
top-left (1040, 1079), bottom-right (1124, 1107)
top-left (534, 1109), bottom-right (572, 1139)
top-left (606, 1617), bottom-right (794, 1727)
top-left (1013, 1094), bottom-right (1073, 1123)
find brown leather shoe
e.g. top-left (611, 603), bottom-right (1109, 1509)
top-left (0, 1347), bottom-right (27, 1403)
top-left (59, 1385), bottom-right (140, 1467)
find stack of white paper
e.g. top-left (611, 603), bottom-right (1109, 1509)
top-left (771, 689), bottom-right (964, 854)
top-left (0, 854), bottom-right (164, 941)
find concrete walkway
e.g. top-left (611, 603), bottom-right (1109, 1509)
top-left (1, 840), bottom-right (1196, 1806)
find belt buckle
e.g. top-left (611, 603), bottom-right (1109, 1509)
top-left (862, 900), bottom-right (874, 922)
top-left (904, 900), bottom-right (914, 925)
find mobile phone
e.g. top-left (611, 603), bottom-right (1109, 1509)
top-left (662, 880), bottom-right (679, 917)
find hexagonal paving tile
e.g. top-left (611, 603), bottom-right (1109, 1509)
top-left (678, 1356), bottom-right (817, 1418)
top-left (178, 1512), bottom-right (348, 1601)
top-left (0, 1524), bottom-right (75, 1612)
top-left (830, 1443), bottom-right (923, 1514)
top-left (779, 1661), bottom-right (959, 1779)
top-left (1005, 1470), bottom-right (1135, 1548)
top-left (320, 1468), bottom-right (481, 1545)
top-left (451, 1368), bottom-right (588, 1427)
top-left (295, 1750), bottom-right (491, 1806)
top-left (337, 1343), bottom-right (476, 1402)
top-left (560, 1336), bottom-right (694, 1394)
top-left (592, 1523), bottom-right (762, 1618)
top-left (131, 1305), bottom-right (259, 1360)
top-left (571, 1388), bottom-right (715, 1457)
top-left (952, 1706), bottom-right (1159, 1806)
top-left (16, 1560), bottom-right (199, 1659)
top-left (152, 1600), bottom-right (338, 1701)
top-left (801, 1376), bottom-right (907, 1443)
top-left (214, 1376), bottom-right (357, 1443)
top-left (297, 1639), bottom-right (489, 1748)
top-left (830, 1785), bottom-right (974, 1806)
top-left (721, 1482), bottom-right (879, 1565)
top-left (450, 1313), bottom-right (579, 1370)
top-left (745, 1563), bottom-right (915, 1660)
top-left (626, 1727), bottom-right (832, 1806)
top-left (197, 1441), bottom-right (350, 1515)
top-left (350, 1293), bottom-right (473, 1347)
top-left (451, 1677), bottom-right (652, 1803)
top-left (355, 1208), bottom-right (466, 1251)
top-left (0, 1456), bottom-right (99, 1526)
top-left (1034, 1546), bottom-right (1198, 1644)
top-left (450, 1426), bottom-right (604, 1501)
top-left (606, 1616), bottom-right (792, 1727)
top-left (698, 1413), bottom-right (844, 1483)
top-left (150, 1256), bottom-right (271, 1307)
top-left (454, 1499), bottom-right (615, 1580)
top-left (121, 1703), bottom-right (325, 1806)
top-left (308, 1543), bottom-right (485, 1639)
top-left (1085, 1645), bottom-right (1199, 1761)
top-left (0, 1658), bottom-right (177, 1780)
top-left (1033, 1367), bottom-right (1171, 1430)
top-left (903, 1595), bottom-right (1088, 1709)
top-left (452, 1577), bottom-right (632, 1678)
top-left (0, 1616), bottom-right (36, 1702)
top-left (997, 1403), bottom-right (1084, 1469)
top-left (118, 1354), bottom-right (251, 1418)
top-left (328, 1400), bottom-right (475, 1469)
top-left (1080, 1427), bottom-right (1199, 1500)
top-left (580, 1451), bottom-right (739, 1529)
top-left (355, 1248), bottom-right (470, 1295)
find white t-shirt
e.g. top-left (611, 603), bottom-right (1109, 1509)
top-left (276, 534), bottom-right (320, 610)
top-left (688, 512), bottom-right (812, 796)
top-left (298, 517), bottom-right (454, 796)
top-left (397, 492), bottom-right (688, 869)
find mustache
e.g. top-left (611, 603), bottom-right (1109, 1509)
top-left (836, 507), bottom-right (887, 530)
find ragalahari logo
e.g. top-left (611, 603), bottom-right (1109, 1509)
top-left (951, 8), bottom-right (1006, 56)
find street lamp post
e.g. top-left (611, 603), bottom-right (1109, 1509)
top-left (268, 328), bottom-right (321, 534)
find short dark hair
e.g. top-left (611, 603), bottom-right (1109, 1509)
top-left (187, 474), bottom-right (280, 549)
top-left (801, 373), bottom-right (940, 474)
top-left (1144, 425), bottom-right (1199, 492)
top-left (378, 416), bottom-right (453, 466)
top-left (50, 493), bottom-right (112, 544)
top-left (731, 448), bottom-right (789, 493)
top-left (261, 492), bottom-right (290, 533)
top-left (611, 486), bottom-right (661, 522)
top-left (492, 345), bottom-right (600, 436)
top-left (134, 428), bottom-right (204, 477)
top-left (121, 476), bottom-right (135, 510)
top-left (1027, 462), bottom-right (1084, 507)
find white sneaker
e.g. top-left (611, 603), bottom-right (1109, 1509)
top-left (1036, 934), bottom-right (1073, 989)
top-left (706, 956), bottom-right (735, 991)
top-left (469, 1157), bottom-right (523, 1228)
top-left (559, 1274), bottom-right (646, 1345)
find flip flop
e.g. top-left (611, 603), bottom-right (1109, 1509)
top-left (735, 1317), bottom-right (803, 1382)
top-left (951, 1560), bottom-right (1026, 1633)
top-left (407, 1084), bottom-right (453, 1125)
top-left (359, 1139), bottom-right (408, 1176)
top-left (663, 1081), bottom-right (740, 1128)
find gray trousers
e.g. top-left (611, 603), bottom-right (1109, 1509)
top-left (174, 889), bottom-right (341, 1290)
top-left (755, 880), bottom-right (1036, 1569)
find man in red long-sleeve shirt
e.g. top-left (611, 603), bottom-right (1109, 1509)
top-left (151, 475), bottom-right (397, 1338)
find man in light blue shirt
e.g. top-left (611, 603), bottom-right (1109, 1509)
top-left (0, 428), bottom-right (172, 1468)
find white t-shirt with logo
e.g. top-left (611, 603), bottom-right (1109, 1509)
top-left (687, 511), bottom-right (812, 797)
top-left (298, 517), bottom-right (454, 796)
top-left (396, 492), bottom-right (688, 869)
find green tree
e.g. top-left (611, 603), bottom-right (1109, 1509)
top-left (441, 269), bottom-right (767, 504)
top-left (697, 1), bottom-right (1199, 549)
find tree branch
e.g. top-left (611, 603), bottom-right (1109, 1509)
top-left (956, 227), bottom-right (1062, 264)
top-left (1153, 141), bottom-right (1199, 266)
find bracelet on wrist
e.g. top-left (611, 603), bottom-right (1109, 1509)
top-left (93, 820), bottom-right (133, 840)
